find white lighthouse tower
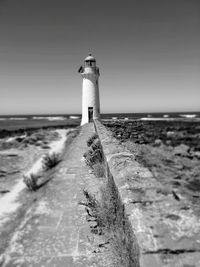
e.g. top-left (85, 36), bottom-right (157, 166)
top-left (78, 54), bottom-right (100, 126)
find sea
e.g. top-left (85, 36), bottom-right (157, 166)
top-left (0, 112), bottom-right (200, 131)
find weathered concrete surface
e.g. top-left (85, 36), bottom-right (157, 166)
top-left (1, 124), bottom-right (103, 267)
top-left (94, 120), bottom-right (200, 267)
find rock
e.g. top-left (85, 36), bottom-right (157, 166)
top-left (42, 145), bottom-right (50, 149)
top-left (174, 164), bottom-right (183, 170)
top-left (22, 138), bottom-right (29, 144)
top-left (34, 133), bottom-right (44, 140)
top-left (35, 140), bottom-right (43, 146)
top-left (35, 143), bottom-right (41, 146)
top-left (173, 144), bottom-right (189, 156)
top-left (166, 140), bottom-right (172, 146)
top-left (154, 139), bottom-right (162, 146)
top-left (165, 213), bottom-right (181, 220)
top-left (27, 139), bottom-right (36, 145)
top-left (15, 137), bottom-right (25, 142)
top-left (166, 131), bottom-right (175, 138)
top-left (191, 151), bottom-right (200, 159)
top-left (0, 169), bottom-right (7, 177)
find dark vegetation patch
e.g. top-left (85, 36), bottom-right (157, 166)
top-left (0, 129), bottom-right (59, 151)
top-left (92, 162), bottom-right (105, 178)
top-left (0, 118), bottom-right (80, 138)
top-left (42, 153), bottom-right (61, 170)
top-left (87, 133), bottom-right (98, 147)
top-left (186, 179), bottom-right (200, 192)
top-left (0, 189), bottom-right (10, 194)
top-left (80, 186), bottom-right (139, 267)
top-left (103, 120), bottom-right (200, 151)
top-left (165, 214), bottom-right (181, 221)
top-left (83, 133), bottom-right (104, 170)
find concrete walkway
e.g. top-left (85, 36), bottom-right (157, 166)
top-left (2, 124), bottom-right (101, 267)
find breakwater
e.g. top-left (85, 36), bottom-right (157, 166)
top-left (94, 119), bottom-right (200, 267)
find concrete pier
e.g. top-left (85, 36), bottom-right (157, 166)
top-left (1, 124), bottom-right (102, 267)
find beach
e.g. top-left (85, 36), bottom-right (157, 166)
top-left (0, 117), bottom-right (81, 255)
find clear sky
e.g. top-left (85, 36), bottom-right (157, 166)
top-left (0, 0), bottom-right (199, 115)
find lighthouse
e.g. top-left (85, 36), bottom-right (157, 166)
top-left (78, 54), bottom-right (100, 126)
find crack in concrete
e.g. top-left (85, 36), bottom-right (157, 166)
top-left (143, 248), bottom-right (200, 255)
top-left (56, 212), bottom-right (63, 229)
top-left (131, 199), bottom-right (164, 205)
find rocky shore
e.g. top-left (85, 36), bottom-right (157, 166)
top-left (103, 120), bottom-right (200, 215)
top-left (98, 120), bottom-right (200, 266)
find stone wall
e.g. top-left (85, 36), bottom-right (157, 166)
top-left (94, 120), bottom-right (166, 267)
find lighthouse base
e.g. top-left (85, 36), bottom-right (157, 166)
top-left (81, 108), bottom-right (100, 126)
top-left (81, 117), bottom-right (100, 126)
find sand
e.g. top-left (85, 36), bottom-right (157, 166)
top-left (0, 129), bottom-right (70, 227)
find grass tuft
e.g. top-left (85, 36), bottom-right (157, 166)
top-left (42, 153), bottom-right (61, 170)
top-left (92, 162), bottom-right (105, 178)
top-left (23, 173), bottom-right (39, 191)
top-left (84, 135), bottom-right (104, 168)
top-left (81, 186), bottom-right (139, 266)
top-left (87, 133), bottom-right (98, 147)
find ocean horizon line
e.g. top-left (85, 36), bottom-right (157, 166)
top-left (0, 111), bottom-right (200, 117)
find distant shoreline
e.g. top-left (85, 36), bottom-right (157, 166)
top-left (1, 111), bottom-right (200, 138)
top-left (0, 120), bottom-right (80, 138)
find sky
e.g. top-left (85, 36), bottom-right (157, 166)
top-left (0, 0), bottom-right (199, 115)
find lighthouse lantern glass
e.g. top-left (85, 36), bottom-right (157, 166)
top-left (85, 60), bottom-right (96, 68)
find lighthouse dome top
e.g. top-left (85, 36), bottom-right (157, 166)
top-left (84, 54), bottom-right (96, 62)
